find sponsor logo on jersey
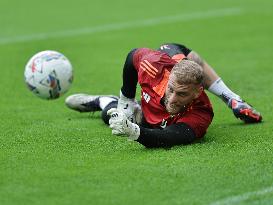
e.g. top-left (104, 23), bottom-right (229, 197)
top-left (143, 92), bottom-right (151, 103)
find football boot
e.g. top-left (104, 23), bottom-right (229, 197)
top-left (228, 99), bottom-right (262, 123)
top-left (65, 94), bottom-right (118, 112)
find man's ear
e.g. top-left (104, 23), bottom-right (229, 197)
top-left (194, 86), bottom-right (203, 99)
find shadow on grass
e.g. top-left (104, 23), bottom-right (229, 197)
top-left (65, 112), bottom-right (102, 121)
top-left (217, 121), bottom-right (265, 127)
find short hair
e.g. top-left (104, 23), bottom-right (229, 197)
top-left (170, 59), bottom-right (203, 85)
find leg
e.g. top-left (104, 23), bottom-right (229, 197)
top-left (101, 101), bottom-right (118, 125)
top-left (65, 94), bottom-right (118, 124)
top-left (187, 50), bottom-right (262, 123)
top-left (158, 43), bottom-right (243, 102)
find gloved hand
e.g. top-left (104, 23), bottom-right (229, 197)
top-left (117, 90), bottom-right (142, 123)
top-left (107, 108), bottom-right (140, 141)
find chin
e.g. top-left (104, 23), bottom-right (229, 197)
top-left (169, 111), bottom-right (179, 115)
top-left (166, 106), bottom-right (180, 115)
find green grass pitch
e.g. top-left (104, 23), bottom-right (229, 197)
top-left (1, 0), bottom-right (273, 204)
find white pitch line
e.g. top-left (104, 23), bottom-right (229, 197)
top-left (210, 185), bottom-right (273, 205)
top-left (0, 8), bottom-right (242, 45)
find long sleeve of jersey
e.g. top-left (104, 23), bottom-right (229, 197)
top-left (120, 49), bottom-right (138, 99)
top-left (137, 123), bottom-right (196, 148)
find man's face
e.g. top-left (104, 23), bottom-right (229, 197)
top-left (164, 75), bottom-right (202, 115)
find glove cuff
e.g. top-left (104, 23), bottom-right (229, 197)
top-left (118, 90), bottom-right (140, 123)
top-left (119, 90), bottom-right (136, 102)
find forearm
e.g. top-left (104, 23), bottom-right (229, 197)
top-left (121, 49), bottom-right (138, 98)
top-left (117, 49), bottom-right (141, 123)
top-left (137, 123), bottom-right (196, 148)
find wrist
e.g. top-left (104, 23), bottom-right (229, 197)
top-left (119, 90), bottom-right (135, 102)
top-left (118, 90), bottom-right (140, 123)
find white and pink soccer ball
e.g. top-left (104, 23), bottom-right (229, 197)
top-left (24, 50), bottom-right (73, 99)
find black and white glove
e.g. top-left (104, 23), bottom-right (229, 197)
top-left (117, 90), bottom-right (142, 124)
top-left (107, 108), bottom-right (140, 141)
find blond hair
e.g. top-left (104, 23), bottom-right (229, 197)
top-left (171, 60), bottom-right (203, 85)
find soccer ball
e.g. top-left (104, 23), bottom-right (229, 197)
top-left (24, 50), bottom-right (73, 99)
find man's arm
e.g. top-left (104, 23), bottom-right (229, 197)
top-left (137, 123), bottom-right (196, 148)
top-left (107, 108), bottom-right (196, 148)
top-left (117, 49), bottom-right (141, 123)
top-left (120, 49), bottom-right (138, 98)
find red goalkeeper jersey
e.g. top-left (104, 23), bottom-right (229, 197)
top-left (132, 48), bottom-right (214, 138)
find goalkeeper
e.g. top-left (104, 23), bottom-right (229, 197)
top-left (65, 43), bottom-right (262, 148)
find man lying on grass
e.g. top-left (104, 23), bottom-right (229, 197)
top-left (65, 43), bottom-right (262, 148)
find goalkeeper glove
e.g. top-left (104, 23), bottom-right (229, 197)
top-left (107, 108), bottom-right (140, 141)
top-left (117, 90), bottom-right (142, 124)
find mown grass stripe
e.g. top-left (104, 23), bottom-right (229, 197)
top-left (0, 8), bottom-right (242, 45)
top-left (210, 185), bottom-right (273, 205)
